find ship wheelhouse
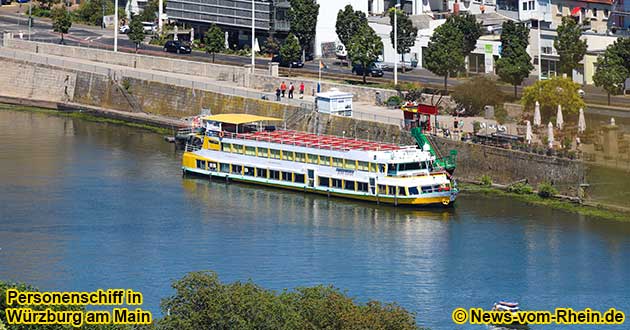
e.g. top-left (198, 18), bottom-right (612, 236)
top-left (181, 114), bottom-right (458, 206)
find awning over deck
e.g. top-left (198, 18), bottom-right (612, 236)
top-left (202, 114), bottom-right (282, 125)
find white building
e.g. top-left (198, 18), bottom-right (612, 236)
top-left (314, 0), bottom-right (370, 57)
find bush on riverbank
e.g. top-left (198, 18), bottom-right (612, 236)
top-left (537, 181), bottom-right (558, 198)
top-left (507, 182), bottom-right (534, 195)
top-left (160, 271), bottom-right (419, 330)
top-left (480, 174), bottom-right (492, 186)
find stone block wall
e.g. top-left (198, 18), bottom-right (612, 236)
top-left (0, 59), bottom-right (76, 102)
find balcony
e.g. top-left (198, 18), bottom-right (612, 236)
top-left (273, 20), bottom-right (290, 31)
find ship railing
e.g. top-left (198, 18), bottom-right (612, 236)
top-left (185, 143), bottom-right (202, 152)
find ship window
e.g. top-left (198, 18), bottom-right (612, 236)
top-left (244, 166), bottom-right (255, 176)
top-left (281, 171), bottom-right (292, 181)
top-left (399, 162), bottom-right (422, 171)
top-left (294, 173), bottom-right (305, 183)
top-left (370, 163), bottom-right (378, 172)
top-left (358, 161), bottom-right (369, 171)
top-left (256, 168), bottom-right (267, 178)
top-left (332, 158), bottom-right (343, 167)
top-left (232, 164), bottom-right (242, 174)
top-left (343, 160), bottom-right (356, 170)
top-left (269, 170), bottom-right (280, 180)
top-left (245, 146), bottom-right (256, 156)
top-left (196, 159), bottom-right (206, 169)
top-left (379, 164), bottom-right (386, 173)
top-left (258, 147), bottom-right (269, 158)
top-left (318, 177), bottom-right (330, 187)
top-left (387, 164), bottom-right (397, 175)
top-left (331, 178), bottom-right (342, 188)
top-left (282, 151), bottom-right (294, 161)
top-left (378, 184), bottom-right (387, 194)
top-left (232, 144), bottom-right (243, 154)
top-left (409, 186), bottom-right (419, 195)
top-left (388, 186), bottom-right (396, 195)
top-left (357, 182), bottom-right (369, 192)
top-left (270, 149), bottom-right (281, 159)
top-left (220, 163), bottom-right (230, 173)
top-left (208, 162), bottom-right (217, 171)
top-left (221, 143), bottom-right (231, 152)
top-left (295, 152), bottom-right (306, 163)
top-left (344, 180), bottom-right (356, 190)
top-left (307, 154), bottom-right (319, 164)
top-left (398, 187), bottom-right (407, 196)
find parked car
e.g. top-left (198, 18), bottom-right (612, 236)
top-left (163, 40), bottom-right (192, 54)
top-left (142, 22), bottom-right (157, 34)
top-left (119, 25), bottom-right (130, 34)
top-left (373, 61), bottom-right (389, 71)
top-left (351, 63), bottom-right (384, 77)
top-left (271, 55), bottom-right (304, 68)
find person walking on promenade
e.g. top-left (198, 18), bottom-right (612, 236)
top-left (275, 87), bottom-right (281, 101)
top-left (288, 83), bottom-right (295, 99)
top-left (299, 82), bottom-right (305, 99)
top-left (280, 81), bottom-right (287, 98)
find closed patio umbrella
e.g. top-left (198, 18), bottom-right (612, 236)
top-left (526, 120), bottom-right (533, 144)
top-left (578, 108), bottom-right (586, 133)
top-left (556, 104), bottom-right (564, 130)
top-left (547, 122), bottom-right (554, 149)
top-left (534, 101), bottom-right (541, 127)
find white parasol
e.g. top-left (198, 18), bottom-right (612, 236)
top-left (547, 122), bottom-right (554, 149)
top-left (534, 101), bottom-right (541, 127)
top-left (556, 104), bottom-right (564, 130)
top-left (526, 120), bottom-right (533, 144)
top-left (578, 108), bottom-right (586, 134)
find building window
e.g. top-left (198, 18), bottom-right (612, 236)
top-left (294, 173), bottom-right (305, 183)
top-left (319, 177), bottom-right (330, 187)
top-left (604, 9), bottom-right (609, 17)
top-left (529, 1), bottom-right (534, 10)
top-left (522, 1), bottom-right (527, 10)
top-left (592, 8), bottom-right (597, 18)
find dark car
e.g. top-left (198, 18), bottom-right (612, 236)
top-left (351, 64), bottom-right (384, 77)
top-left (271, 55), bottom-right (304, 68)
top-left (163, 41), bottom-right (192, 54)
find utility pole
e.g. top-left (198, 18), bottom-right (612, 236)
top-left (393, 2), bottom-right (400, 86)
top-left (251, 0), bottom-right (255, 72)
top-left (114, 0), bottom-right (118, 52)
top-left (537, 19), bottom-right (542, 80)
top-left (102, 1), bottom-right (105, 29)
top-left (28, 0), bottom-right (31, 40)
top-left (158, 0), bottom-right (163, 33)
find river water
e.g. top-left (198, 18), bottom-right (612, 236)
top-left (1, 108), bottom-right (629, 330)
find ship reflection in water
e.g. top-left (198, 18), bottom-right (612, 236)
top-left (0, 107), bottom-right (629, 330)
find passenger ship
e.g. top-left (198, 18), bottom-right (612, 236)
top-left (181, 114), bottom-right (458, 206)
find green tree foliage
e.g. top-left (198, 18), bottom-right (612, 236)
top-left (280, 33), bottom-right (301, 68)
top-left (450, 13), bottom-right (482, 55)
top-left (537, 181), bottom-right (558, 198)
top-left (75, 0), bottom-right (114, 26)
top-left (335, 5), bottom-right (368, 48)
top-left (204, 24), bottom-right (225, 62)
top-left (593, 38), bottom-right (630, 105)
top-left (389, 8), bottom-right (417, 71)
top-left (521, 76), bottom-right (585, 120)
top-left (496, 21), bottom-right (534, 98)
top-left (37, 0), bottom-right (61, 10)
top-left (452, 76), bottom-right (505, 116)
top-left (554, 17), bottom-right (587, 75)
top-left (51, 6), bottom-right (72, 44)
top-left (288, 0), bottom-right (319, 57)
top-left (128, 15), bottom-right (145, 52)
top-left (424, 19), bottom-right (464, 91)
top-left (160, 271), bottom-right (419, 330)
top-left (347, 25), bottom-right (383, 83)
top-left (262, 35), bottom-right (280, 55)
top-left (139, 0), bottom-right (164, 23)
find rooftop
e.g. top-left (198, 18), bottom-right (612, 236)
top-left (233, 129), bottom-right (405, 152)
top-left (203, 114), bottom-right (282, 125)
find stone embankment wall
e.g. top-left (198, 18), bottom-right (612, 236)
top-left (0, 59), bottom-right (76, 102)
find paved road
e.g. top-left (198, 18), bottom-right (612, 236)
top-left (1, 10), bottom-right (629, 110)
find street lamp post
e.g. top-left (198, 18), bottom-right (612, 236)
top-left (28, 1), bottom-right (31, 40)
top-left (158, 0), bottom-right (163, 33)
top-left (114, 0), bottom-right (119, 52)
top-left (251, 0), bottom-right (255, 73)
top-left (393, 3), bottom-right (400, 86)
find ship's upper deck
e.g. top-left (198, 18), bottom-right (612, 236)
top-left (231, 129), bottom-right (405, 152)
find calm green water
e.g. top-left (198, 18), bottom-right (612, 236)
top-left (1, 108), bottom-right (629, 329)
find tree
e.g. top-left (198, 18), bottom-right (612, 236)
top-left (452, 76), bottom-right (505, 116)
top-left (347, 25), bottom-right (383, 83)
top-left (288, 0), bottom-right (319, 58)
top-left (450, 13), bottom-right (482, 56)
top-left (593, 42), bottom-right (630, 105)
top-left (37, 0), bottom-right (60, 10)
top-left (280, 33), bottom-right (301, 75)
top-left (204, 24), bottom-right (225, 62)
top-left (51, 6), bottom-right (72, 44)
top-left (127, 15), bottom-right (145, 53)
top-left (262, 35), bottom-right (280, 55)
top-left (389, 8), bottom-right (417, 72)
top-left (335, 4), bottom-right (368, 48)
top-left (75, 0), bottom-right (114, 26)
top-left (521, 77), bottom-right (585, 120)
top-left (424, 20), bottom-right (464, 91)
top-left (496, 21), bottom-right (534, 98)
top-left (554, 16), bottom-right (587, 76)
top-left (139, 0), bottom-right (163, 23)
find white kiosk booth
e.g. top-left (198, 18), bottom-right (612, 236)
top-left (315, 89), bottom-right (353, 117)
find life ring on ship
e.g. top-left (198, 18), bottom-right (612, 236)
top-left (442, 199), bottom-right (450, 206)
top-left (218, 131), bottom-right (225, 138)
